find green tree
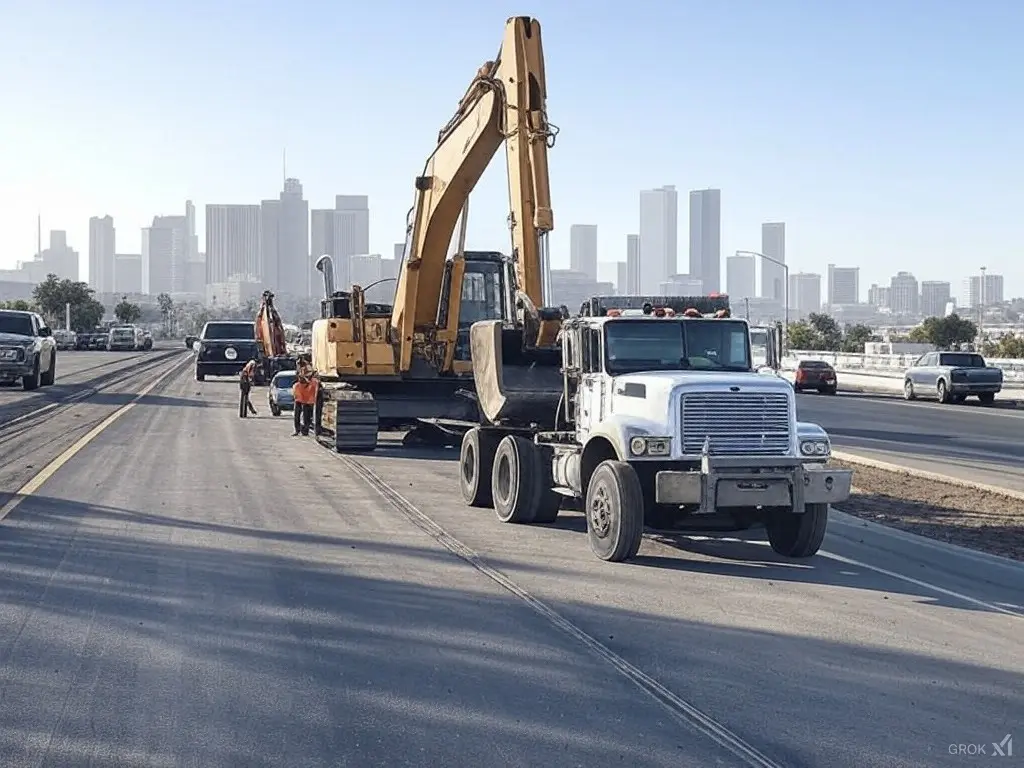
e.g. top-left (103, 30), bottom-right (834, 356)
top-left (913, 314), bottom-right (977, 349)
top-left (786, 320), bottom-right (818, 350)
top-left (807, 312), bottom-right (843, 350)
top-left (114, 299), bottom-right (142, 324)
top-left (32, 273), bottom-right (105, 331)
top-left (840, 323), bottom-right (876, 353)
top-left (0, 299), bottom-right (34, 311)
top-left (994, 334), bottom-right (1024, 359)
top-left (157, 292), bottom-right (174, 333)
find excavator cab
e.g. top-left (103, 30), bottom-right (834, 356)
top-left (437, 251), bottom-right (514, 365)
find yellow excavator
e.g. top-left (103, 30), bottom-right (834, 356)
top-left (312, 16), bottom-right (565, 451)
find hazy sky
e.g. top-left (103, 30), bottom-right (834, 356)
top-left (1, 0), bottom-right (1021, 299)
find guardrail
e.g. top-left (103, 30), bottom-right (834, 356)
top-left (784, 351), bottom-right (1024, 383)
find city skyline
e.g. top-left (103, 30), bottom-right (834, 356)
top-left (2, 183), bottom-right (1010, 311)
top-left (1, 5), bottom-right (1020, 298)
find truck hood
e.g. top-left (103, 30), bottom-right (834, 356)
top-left (0, 332), bottom-right (32, 345)
top-left (614, 369), bottom-right (793, 395)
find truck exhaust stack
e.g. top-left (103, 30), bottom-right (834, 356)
top-left (315, 254), bottom-right (336, 300)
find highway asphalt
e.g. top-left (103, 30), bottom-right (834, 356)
top-left (0, 362), bottom-right (1020, 767)
top-left (796, 390), bottom-right (1024, 492)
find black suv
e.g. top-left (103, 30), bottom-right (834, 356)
top-left (194, 321), bottom-right (261, 381)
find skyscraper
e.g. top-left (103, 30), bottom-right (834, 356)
top-left (260, 178), bottom-right (310, 297)
top-left (726, 254), bottom-right (756, 299)
top-left (625, 234), bottom-right (640, 294)
top-left (205, 205), bottom-right (261, 285)
top-left (760, 223), bottom-right (785, 300)
top-left (639, 186), bottom-right (678, 294)
top-left (789, 273), bottom-right (822, 314)
top-left (569, 224), bottom-right (598, 280)
top-left (688, 189), bottom-right (721, 293)
top-left (920, 281), bottom-right (952, 318)
top-left (827, 265), bottom-right (860, 305)
top-left (88, 215), bottom-right (115, 293)
top-left (143, 215), bottom-right (187, 295)
top-left (889, 271), bottom-right (919, 316)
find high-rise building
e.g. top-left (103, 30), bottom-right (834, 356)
top-left (688, 189), bottom-right (721, 293)
top-left (205, 205), bottom-right (261, 285)
top-left (393, 242), bottom-right (405, 263)
top-left (760, 223), bottom-right (785, 300)
top-left (88, 215), bottom-right (116, 293)
top-left (184, 200), bottom-right (204, 294)
top-left (334, 195), bottom-right (370, 259)
top-left (638, 186), bottom-right (678, 294)
top-left (260, 178), bottom-right (310, 297)
top-left (827, 264), bottom-right (860, 305)
top-left (963, 273), bottom-right (1004, 308)
top-left (616, 262), bottom-right (627, 294)
top-left (569, 224), bottom-right (598, 280)
top-left (920, 281), bottom-right (952, 318)
top-left (867, 283), bottom-right (891, 309)
top-left (789, 273), bottom-right (822, 314)
top-left (143, 215), bottom-right (187, 295)
top-left (726, 254), bottom-right (756, 299)
top-left (114, 253), bottom-right (142, 294)
top-left (625, 234), bottom-right (640, 294)
top-left (889, 271), bottom-right (919, 316)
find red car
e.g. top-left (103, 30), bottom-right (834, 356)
top-left (794, 359), bottom-right (838, 395)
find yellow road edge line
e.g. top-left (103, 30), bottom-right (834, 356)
top-left (0, 353), bottom-right (191, 521)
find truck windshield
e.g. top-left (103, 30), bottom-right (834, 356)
top-left (0, 313), bottom-right (33, 336)
top-left (204, 323), bottom-right (255, 340)
top-left (604, 319), bottom-right (752, 375)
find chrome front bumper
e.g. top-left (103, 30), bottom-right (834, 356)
top-left (653, 455), bottom-right (852, 512)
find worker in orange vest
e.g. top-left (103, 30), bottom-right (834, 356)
top-left (292, 358), bottom-right (318, 436)
top-left (239, 359), bottom-right (258, 418)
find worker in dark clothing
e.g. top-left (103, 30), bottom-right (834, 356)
top-left (239, 359), bottom-right (258, 418)
top-left (292, 359), bottom-right (317, 435)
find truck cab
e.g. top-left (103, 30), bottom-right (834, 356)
top-left (460, 304), bottom-right (851, 563)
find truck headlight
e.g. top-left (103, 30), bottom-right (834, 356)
top-left (629, 436), bottom-right (671, 456)
top-left (800, 440), bottom-right (830, 457)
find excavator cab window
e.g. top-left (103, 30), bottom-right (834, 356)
top-left (453, 255), bottom-right (510, 361)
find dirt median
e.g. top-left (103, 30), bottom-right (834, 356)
top-left (829, 458), bottom-right (1024, 562)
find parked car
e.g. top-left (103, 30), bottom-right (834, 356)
top-left (0, 309), bottom-right (58, 390)
top-left (268, 370), bottom-right (297, 416)
top-left (903, 350), bottom-right (1002, 404)
top-left (793, 359), bottom-right (838, 394)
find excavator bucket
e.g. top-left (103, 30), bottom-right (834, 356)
top-left (470, 320), bottom-right (563, 426)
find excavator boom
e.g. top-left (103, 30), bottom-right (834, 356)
top-left (391, 16), bottom-right (556, 372)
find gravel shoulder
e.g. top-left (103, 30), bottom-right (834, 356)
top-left (830, 457), bottom-right (1024, 562)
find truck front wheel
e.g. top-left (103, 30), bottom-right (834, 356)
top-left (766, 503), bottom-right (829, 558)
top-left (491, 435), bottom-right (539, 524)
top-left (585, 460), bottom-right (644, 562)
top-left (460, 427), bottom-right (500, 508)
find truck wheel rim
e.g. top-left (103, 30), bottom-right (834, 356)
top-left (461, 444), bottom-right (476, 485)
top-left (589, 482), bottom-right (612, 538)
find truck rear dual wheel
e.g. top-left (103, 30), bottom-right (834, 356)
top-left (765, 503), bottom-right (828, 558)
top-left (585, 460), bottom-right (644, 562)
top-left (460, 427), bottom-right (500, 507)
top-left (477, 433), bottom-right (562, 525)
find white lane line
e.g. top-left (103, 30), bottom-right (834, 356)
top-left (336, 452), bottom-right (785, 768)
top-left (670, 535), bottom-right (1023, 619)
top-left (0, 354), bottom-right (190, 521)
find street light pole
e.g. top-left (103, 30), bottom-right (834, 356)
top-left (979, 266), bottom-right (986, 347)
top-left (736, 250), bottom-right (790, 352)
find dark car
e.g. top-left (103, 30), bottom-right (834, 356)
top-left (194, 321), bottom-right (261, 381)
top-left (793, 359), bottom-right (837, 395)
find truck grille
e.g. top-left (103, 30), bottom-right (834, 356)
top-left (680, 392), bottom-right (791, 456)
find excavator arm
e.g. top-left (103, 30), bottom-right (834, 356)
top-left (390, 16), bottom-right (557, 373)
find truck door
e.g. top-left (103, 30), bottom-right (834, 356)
top-left (576, 326), bottom-right (602, 444)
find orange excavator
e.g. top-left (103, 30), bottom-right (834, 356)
top-left (255, 290), bottom-right (296, 383)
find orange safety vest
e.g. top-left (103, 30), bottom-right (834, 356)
top-left (293, 368), bottom-right (318, 404)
